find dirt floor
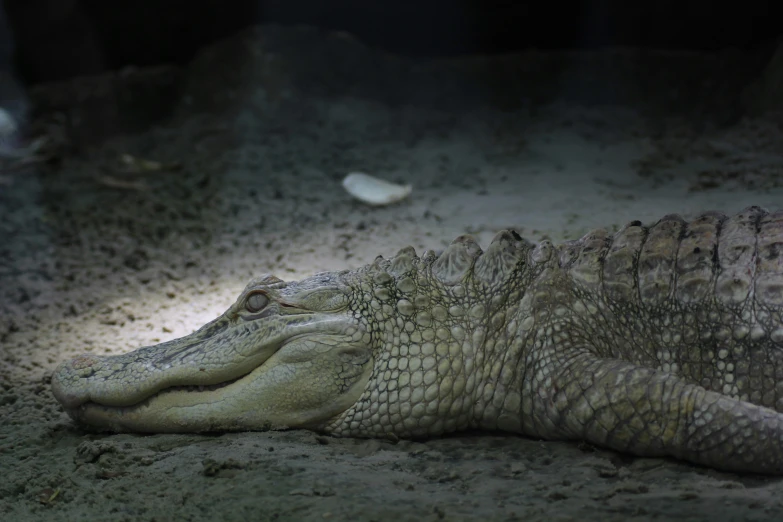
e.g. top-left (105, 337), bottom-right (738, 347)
top-left (3, 24), bottom-right (783, 522)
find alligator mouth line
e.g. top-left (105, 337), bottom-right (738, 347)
top-left (74, 367), bottom-right (257, 413)
top-left (151, 374), bottom-right (244, 396)
top-left (70, 378), bottom-right (240, 415)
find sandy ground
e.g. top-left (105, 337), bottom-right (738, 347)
top-left (3, 24), bottom-right (783, 521)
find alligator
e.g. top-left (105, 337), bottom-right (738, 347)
top-left (52, 206), bottom-right (783, 474)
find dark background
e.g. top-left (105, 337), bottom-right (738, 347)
top-left (1, 0), bottom-right (781, 85)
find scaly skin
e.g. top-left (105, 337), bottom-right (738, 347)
top-left (52, 206), bottom-right (783, 473)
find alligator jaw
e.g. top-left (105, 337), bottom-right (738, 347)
top-left (54, 338), bottom-right (372, 433)
top-left (50, 303), bottom-right (373, 433)
top-left (50, 317), bottom-right (282, 413)
top-left (64, 356), bottom-right (298, 433)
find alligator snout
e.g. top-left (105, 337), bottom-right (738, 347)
top-left (51, 354), bottom-right (103, 410)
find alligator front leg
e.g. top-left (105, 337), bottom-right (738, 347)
top-left (524, 350), bottom-right (783, 474)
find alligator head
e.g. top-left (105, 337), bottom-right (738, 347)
top-left (51, 271), bottom-right (376, 433)
top-left (52, 232), bottom-right (534, 436)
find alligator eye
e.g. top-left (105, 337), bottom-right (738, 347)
top-left (246, 293), bottom-right (269, 313)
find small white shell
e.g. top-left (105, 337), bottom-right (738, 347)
top-left (342, 172), bottom-right (412, 206)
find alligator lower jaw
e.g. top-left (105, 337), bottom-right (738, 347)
top-left (65, 365), bottom-right (272, 433)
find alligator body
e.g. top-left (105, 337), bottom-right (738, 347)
top-left (52, 206), bottom-right (783, 474)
